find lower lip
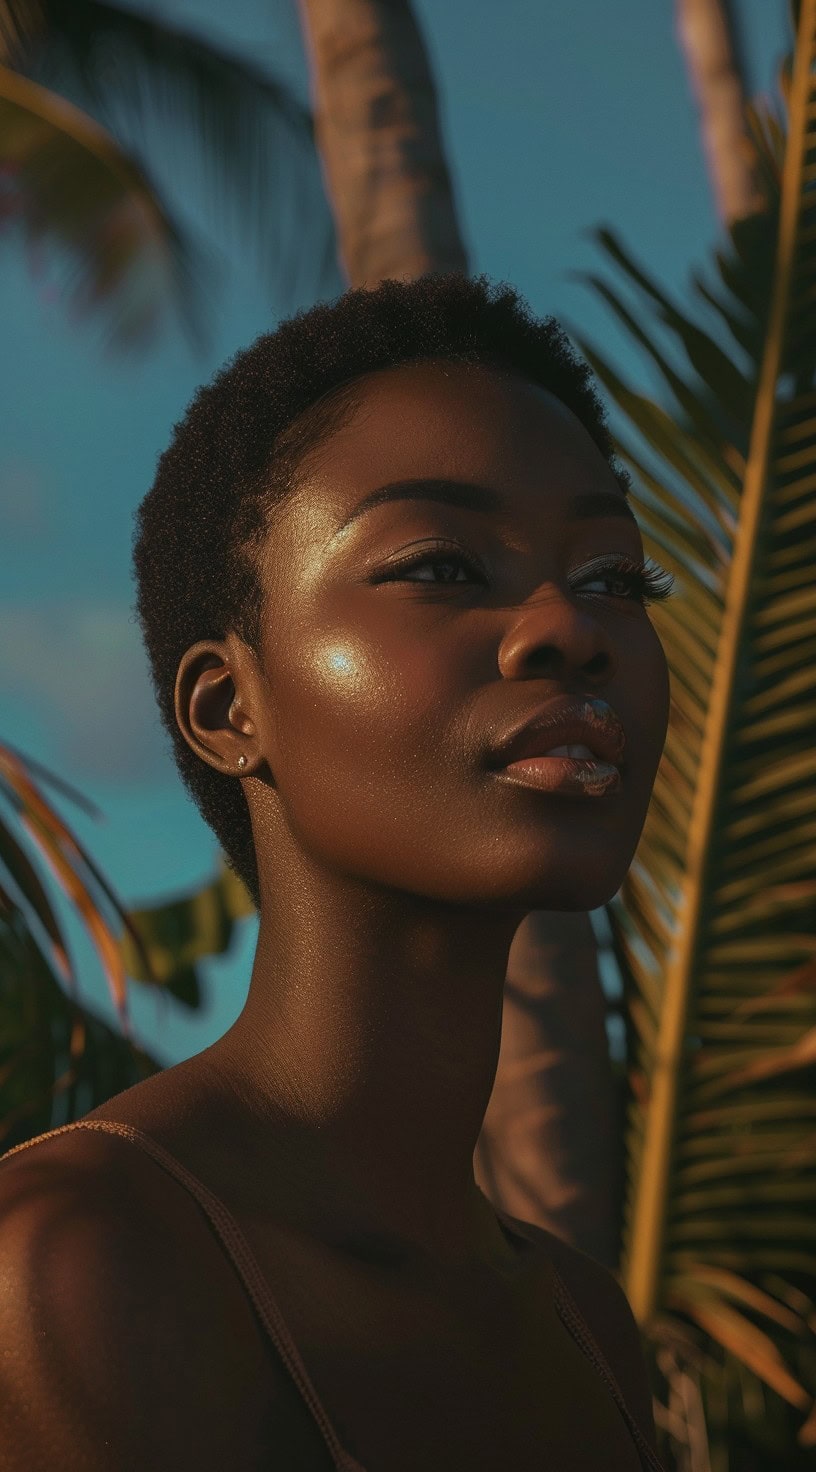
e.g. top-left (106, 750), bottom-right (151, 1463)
top-left (494, 755), bottom-right (623, 797)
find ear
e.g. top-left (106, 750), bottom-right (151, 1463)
top-left (174, 640), bottom-right (256, 774)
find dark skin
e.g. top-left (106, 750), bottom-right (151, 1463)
top-left (8, 359), bottom-right (668, 1468)
top-left (173, 359), bottom-right (669, 1267)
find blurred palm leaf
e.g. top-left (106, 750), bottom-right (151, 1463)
top-left (0, 62), bottom-right (206, 349)
top-left (0, 738), bottom-right (164, 1147)
top-left (0, 896), bottom-right (161, 1152)
top-left (0, 736), bottom-right (256, 1149)
top-left (565, 5), bottom-right (816, 1463)
top-left (0, 0), bottom-right (336, 347)
top-left (118, 852), bottom-right (256, 1006)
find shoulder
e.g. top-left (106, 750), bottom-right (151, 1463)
top-left (0, 1122), bottom-right (273, 1347)
top-left (0, 1126), bottom-right (311, 1471)
top-left (511, 1215), bottom-right (657, 1450)
top-left (0, 1122), bottom-right (194, 1266)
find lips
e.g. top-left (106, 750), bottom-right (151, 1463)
top-left (488, 696), bottom-right (627, 770)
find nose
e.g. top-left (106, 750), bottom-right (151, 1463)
top-left (496, 587), bottom-right (617, 683)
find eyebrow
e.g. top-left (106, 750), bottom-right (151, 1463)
top-left (332, 477), bottom-right (638, 538)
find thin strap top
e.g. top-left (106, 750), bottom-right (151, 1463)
top-left (1, 1119), bottom-right (666, 1472)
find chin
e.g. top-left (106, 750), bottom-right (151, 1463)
top-left (543, 890), bottom-right (618, 915)
top-left (534, 867), bottom-right (629, 913)
top-left (490, 878), bottom-right (620, 916)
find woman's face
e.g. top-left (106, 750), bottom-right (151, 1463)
top-left (243, 359), bottom-right (671, 915)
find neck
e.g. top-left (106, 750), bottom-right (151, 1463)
top-left (209, 873), bottom-right (528, 1269)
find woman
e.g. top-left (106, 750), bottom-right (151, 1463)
top-left (0, 274), bottom-right (673, 1471)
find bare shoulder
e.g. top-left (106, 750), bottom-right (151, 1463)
top-left (0, 1127), bottom-right (324, 1472)
top-left (511, 1215), bottom-right (657, 1450)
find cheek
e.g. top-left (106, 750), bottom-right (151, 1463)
top-left (618, 623), bottom-right (671, 821)
top-left (621, 616), bottom-right (670, 733)
top-left (270, 618), bottom-right (459, 799)
top-left (254, 594), bottom-right (673, 904)
top-left (643, 620), bottom-right (672, 748)
top-left (263, 620), bottom-right (477, 888)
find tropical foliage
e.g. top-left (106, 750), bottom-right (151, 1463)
top-left (0, 0), bottom-right (334, 347)
top-left (0, 739), bottom-right (159, 1145)
top-left (562, 5), bottom-right (816, 1464)
top-left (0, 738), bottom-right (254, 1148)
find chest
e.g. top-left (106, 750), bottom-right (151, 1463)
top-left (79, 1092), bottom-right (644, 1471)
top-left (232, 1221), bottom-right (644, 1472)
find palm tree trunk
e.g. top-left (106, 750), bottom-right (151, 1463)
top-left (295, 0), bottom-right (467, 284)
top-left (674, 0), bottom-right (767, 226)
top-left (295, 0), bottom-right (619, 1263)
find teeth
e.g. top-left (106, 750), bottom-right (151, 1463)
top-left (542, 744), bottom-right (596, 759)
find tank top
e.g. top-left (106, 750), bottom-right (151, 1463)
top-left (1, 1119), bottom-right (666, 1472)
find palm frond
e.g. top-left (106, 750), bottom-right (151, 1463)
top-left (0, 737), bottom-right (256, 1147)
top-left (0, 739), bottom-right (156, 1022)
top-left (117, 852), bottom-right (256, 1008)
top-left (0, 737), bottom-right (166, 1148)
top-left (0, 884), bottom-right (161, 1151)
top-left (0, 61), bottom-right (208, 349)
top-left (6, 0), bottom-right (337, 301)
top-left (564, 0), bottom-right (816, 1461)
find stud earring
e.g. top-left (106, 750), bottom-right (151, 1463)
top-left (238, 755), bottom-right (247, 770)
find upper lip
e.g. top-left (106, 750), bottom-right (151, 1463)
top-left (488, 695), bottom-right (627, 769)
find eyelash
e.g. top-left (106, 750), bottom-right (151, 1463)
top-left (376, 542), bottom-right (676, 607)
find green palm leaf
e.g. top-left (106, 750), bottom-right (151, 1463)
top-left (565, 0), bottom-right (816, 1461)
top-left (4, 0), bottom-right (336, 302)
top-left (0, 890), bottom-right (161, 1151)
top-left (0, 737), bottom-right (254, 1147)
top-left (0, 738), bottom-right (163, 1149)
top-left (0, 61), bottom-right (206, 349)
top-left (0, 0), bottom-right (337, 346)
top-left (117, 852), bottom-right (256, 1007)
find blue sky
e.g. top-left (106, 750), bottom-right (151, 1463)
top-left (1, 0), bottom-right (791, 1066)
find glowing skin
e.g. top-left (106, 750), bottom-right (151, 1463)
top-left (174, 360), bottom-right (671, 1273)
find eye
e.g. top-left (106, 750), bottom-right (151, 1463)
top-left (377, 544), bottom-right (486, 585)
top-left (375, 543), bottom-right (675, 607)
top-left (572, 555), bottom-right (676, 607)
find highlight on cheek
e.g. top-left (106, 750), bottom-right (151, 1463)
top-left (311, 639), bottom-right (373, 702)
top-left (326, 649), bottom-right (357, 676)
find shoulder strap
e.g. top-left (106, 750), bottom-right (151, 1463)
top-left (493, 1207), bottom-right (665, 1472)
top-left (0, 1120), bottom-right (367, 1472)
top-left (551, 1270), bottom-right (667, 1472)
top-left (4, 1121), bottom-right (665, 1472)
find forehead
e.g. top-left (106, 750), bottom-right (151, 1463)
top-left (299, 362), bottom-right (609, 494)
top-left (291, 359), bottom-right (618, 517)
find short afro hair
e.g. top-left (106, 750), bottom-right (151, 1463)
top-left (132, 272), bottom-right (632, 912)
